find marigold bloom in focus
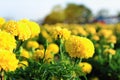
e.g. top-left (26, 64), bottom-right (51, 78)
top-left (27, 21), bottom-right (40, 38)
top-left (17, 21), bottom-right (31, 41)
top-left (2, 20), bottom-right (18, 36)
top-left (0, 31), bottom-right (16, 52)
top-left (0, 49), bottom-right (19, 71)
top-left (79, 62), bottom-right (92, 74)
top-left (65, 35), bottom-right (94, 58)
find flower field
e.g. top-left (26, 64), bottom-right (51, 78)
top-left (0, 17), bottom-right (120, 80)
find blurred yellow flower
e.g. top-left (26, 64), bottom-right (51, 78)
top-left (39, 44), bottom-right (45, 50)
top-left (85, 26), bottom-right (96, 35)
top-left (0, 31), bottom-right (16, 52)
top-left (98, 29), bottom-right (113, 38)
top-left (92, 35), bottom-right (100, 41)
top-left (65, 35), bottom-right (94, 59)
top-left (52, 26), bottom-right (71, 40)
top-left (2, 20), bottom-right (18, 36)
top-left (17, 21), bottom-right (31, 41)
top-left (18, 60), bottom-right (28, 68)
top-left (71, 26), bottom-right (88, 36)
top-left (41, 29), bottom-right (53, 42)
top-left (47, 43), bottom-right (59, 55)
top-left (0, 17), bottom-right (5, 28)
top-left (27, 40), bottom-right (39, 49)
top-left (0, 49), bottom-right (19, 71)
top-left (45, 50), bottom-right (54, 63)
top-left (107, 35), bottom-right (117, 44)
top-left (104, 48), bottom-right (116, 55)
top-left (33, 49), bottom-right (44, 60)
top-left (33, 48), bottom-right (54, 62)
top-left (20, 49), bottom-right (30, 58)
top-left (79, 62), bottom-right (92, 74)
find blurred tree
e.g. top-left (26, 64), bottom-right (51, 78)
top-left (64, 4), bottom-right (92, 24)
top-left (117, 12), bottom-right (120, 22)
top-left (43, 4), bottom-right (92, 24)
top-left (43, 5), bottom-right (66, 24)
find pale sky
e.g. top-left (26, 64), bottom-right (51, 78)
top-left (0, 0), bottom-right (120, 20)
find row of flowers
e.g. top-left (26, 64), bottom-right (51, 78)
top-left (0, 17), bottom-right (120, 80)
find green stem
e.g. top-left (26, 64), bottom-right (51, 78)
top-left (60, 39), bottom-right (64, 61)
top-left (108, 54), bottom-right (112, 65)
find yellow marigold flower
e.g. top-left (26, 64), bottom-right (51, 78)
top-left (98, 29), bottom-right (113, 38)
top-left (0, 49), bottom-right (19, 71)
top-left (79, 62), bottom-right (92, 74)
top-left (85, 26), bottom-right (96, 35)
top-left (65, 35), bottom-right (94, 58)
top-left (47, 43), bottom-right (59, 55)
top-left (17, 21), bottom-right (31, 41)
top-left (18, 60), bottom-right (28, 68)
top-left (33, 49), bottom-right (44, 60)
top-left (20, 49), bottom-right (30, 58)
top-left (104, 48), bottom-right (116, 55)
top-left (41, 29), bottom-right (53, 42)
top-left (20, 19), bottom-right (40, 38)
top-left (2, 20), bottom-right (18, 36)
top-left (52, 26), bottom-right (71, 40)
top-left (26, 40), bottom-right (39, 49)
top-left (39, 44), bottom-right (45, 50)
top-left (28, 21), bottom-right (40, 38)
top-left (92, 35), bottom-right (100, 41)
top-left (70, 26), bottom-right (87, 36)
top-left (0, 31), bottom-right (16, 52)
top-left (0, 17), bottom-right (5, 28)
top-left (45, 50), bottom-right (54, 63)
top-left (107, 35), bottom-right (117, 44)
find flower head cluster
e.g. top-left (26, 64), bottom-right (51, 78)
top-left (20, 19), bottom-right (40, 38)
top-left (52, 26), bottom-right (71, 40)
top-left (0, 31), bottom-right (16, 52)
top-left (33, 49), bottom-right (54, 63)
top-left (65, 35), bottom-right (94, 59)
top-left (20, 48), bottom-right (30, 58)
top-left (2, 20), bottom-right (18, 36)
top-left (0, 49), bottom-right (19, 71)
top-left (47, 43), bottom-right (59, 55)
top-left (0, 17), bottom-right (5, 28)
top-left (98, 29), bottom-right (113, 38)
top-left (17, 21), bottom-right (31, 41)
top-left (26, 40), bottom-right (39, 49)
top-left (104, 48), bottom-right (116, 55)
top-left (79, 62), bottom-right (92, 74)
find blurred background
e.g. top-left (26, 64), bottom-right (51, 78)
top-left (0, 0), bottom-right (120, 24)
